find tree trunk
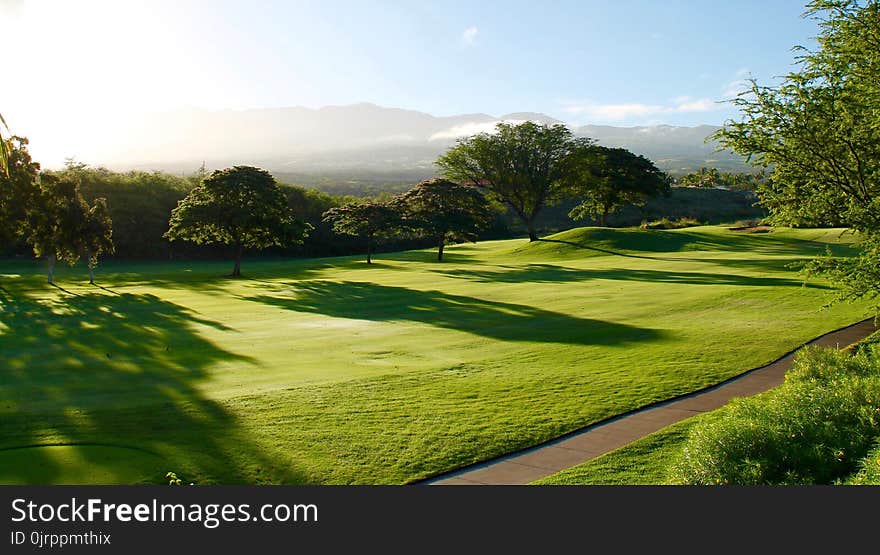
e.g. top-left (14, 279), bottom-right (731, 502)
top-left (86, 248), bottom-right (95, 284)
top-left (47, 254), bottom-right (56, 285)
top-left (437, 239), bottom-right (445, 261)
top-left (527, 221), bottom-right (538, 242)
top-left (232, 243), bottom-right (242, 277)
top-left (366, 240), bottom-right (372, 264)
top-left (601, 208), bottom-right (609, 227)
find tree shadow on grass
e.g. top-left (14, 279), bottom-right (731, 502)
top-left (535, 229), bottom-right (854, 259)
top-left (432, 263), bottom-right (828, 289)
top-left (0, 287), bottom-right (306, 484)
top-left (245, 280), bottom-right (667, 346)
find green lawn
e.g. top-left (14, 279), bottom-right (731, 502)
top-left (0, 226), bottom-right (872, 484)
top-left (532, 417), bottom-right (702, 485)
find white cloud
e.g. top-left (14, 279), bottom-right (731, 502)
top-left (429, 119), bottom-right (524, 141)
top-left (721, 68), bottom-right (753, 98)
top-left (461, 26), bottom-right (479, 46)
top-left (561, 96), bottom-right (718, 122)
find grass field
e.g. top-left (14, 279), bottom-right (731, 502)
top-left (0, 226), bottom-right (872, 484)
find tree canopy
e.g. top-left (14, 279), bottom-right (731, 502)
top-left (165, 165), bottom-right (308, 277)
top-left (0, 137), bottom-right (40, 246)
top-left (26, 174), bottom-right (113, 284)
top-left (713, 0), bottom-right (880, 310)
top-left (568, 146), bottom-right (671, 226)
top-left (322, 201), bottom-right (401, 264)
top-left (396, 178), bottom-right (493, 261)
top-left (436, 121), bottom-right (593, 241)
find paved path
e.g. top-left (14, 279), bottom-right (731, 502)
top-left (422, 318), bottom-right (878, 485)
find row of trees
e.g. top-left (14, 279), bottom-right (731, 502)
top-left (2, 121), bottom-right (673, 278)
top-left (323, 179), bottom-right (492, 263)
top-left (675, 167), bottom-right (766, 192)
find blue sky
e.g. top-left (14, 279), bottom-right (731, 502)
top-left (3, 0), bottom-right (819, 161)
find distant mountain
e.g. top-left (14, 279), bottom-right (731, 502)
top-left (92, 103), bottom-right (746, 178)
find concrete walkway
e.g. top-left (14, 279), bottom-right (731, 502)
top-left (422, 318), bottom-right (878, 485)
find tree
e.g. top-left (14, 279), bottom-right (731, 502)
top-left (0, 136), bottom-right (40, 247)
top-left (0, 112), bottom-right (10, 178)
top-left (436, 121), bottom-right (593, 241)
top-left (165, 166), bottom-right (308, 277)
top-left (396, 178), bottom-right (493, 261)
top-left (81, 198), bottom-right (114, 284)
top-left (26, 174), bottom-right (105, 284)
top-left (322, 201), bottom-right (401, 264)
top-left (568, 146), bottom-right (671, 226)
top-left (713, 0), bottom-right (880, 310)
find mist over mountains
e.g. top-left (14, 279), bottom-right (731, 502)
top-left (97, 102), bottom-right (747, 179)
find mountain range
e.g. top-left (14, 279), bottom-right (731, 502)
top-left (97, 102), bottom-right (748, 179)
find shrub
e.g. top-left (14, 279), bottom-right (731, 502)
top-left (639, 216), bottom-right (702, 230)
top-left (844, 442), bottom-right (880, 485)
top-left (669, 347), bottom-right (880, 485)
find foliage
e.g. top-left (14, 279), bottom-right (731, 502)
top-left (166, 166), bottom-right (308, 276)
top-left (321, 200), bottom-right (401, 263)
top-left (395, 179), bottom-right (493, 261)
top-left (670, 346), bottom-right (880, 485)
top-left (805, 233), bottom-right (880, 313)
top-left (0, 111), bottom-right (10, 178)
top-left (0, 137), bottom-right (40, 246)
top-left (25, 174), bottom-right (113, 283)
top-left (676, 167), bottom-right (766, 191)
top-left (59, 166), bottom-right (195, 259)
top-left (568, 146), bottom-right (672, 226)
top-left (436, 121), bottom-right (593, 241)
top-left (714, 0), bottom-right (880, 309)
top-left (844, 441), bottom-right (880, 484)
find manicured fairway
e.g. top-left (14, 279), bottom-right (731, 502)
top-left (0, 226), bottom-right (872, 484)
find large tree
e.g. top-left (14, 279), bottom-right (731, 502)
top-left (26, 174), bottom-right (112, 284)
top-left (0, 136), bottom-right (40, 247)
top-left (713, 0), bottom-right (880, 310)
top-left (165, 166), bottom-right (308, 277)
top-left (322, 201), bottom-right (401, 264)
top-left (396, 178), bottom-right (492, 261)
top-left (568, 146), bottom-right (671, 226)
top-left (436, 121), bottom-right (592, 241)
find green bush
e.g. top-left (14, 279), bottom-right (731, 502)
top-left (669, 347), bottom-right (880, 485)
top-left (844, 442), bottom-right (880, 485)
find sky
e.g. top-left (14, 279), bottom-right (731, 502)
top-left (1, 0), bottom-right (820, 165)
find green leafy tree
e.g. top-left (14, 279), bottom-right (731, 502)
top-left (568, 146), bottom-right (671, 226)
top-left (322, 201), bottom-right (401, 264)
top-left (713, 0), bottom-right (880, 311)
top-left (0, 136), bottom-right (40, 247)
top-left (81, 197), bottom-right (114, 284)
top-left (396, 178), bottom-right (493, 261)
top-left (165, 166), bottom-right (308, 277)
top-left (436, 121), bottom-right (593, 241)
top-left (26, 174), bottom-right (106, 284)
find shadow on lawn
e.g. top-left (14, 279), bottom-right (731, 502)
top-left (0, 287), bottom-right (305, 484)
top-left (433, 263), bottom-right (828, 289)
top-left (245, 280), bottom-right (667, 346)
top-left (533, 229), bottom-right (855, 258)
